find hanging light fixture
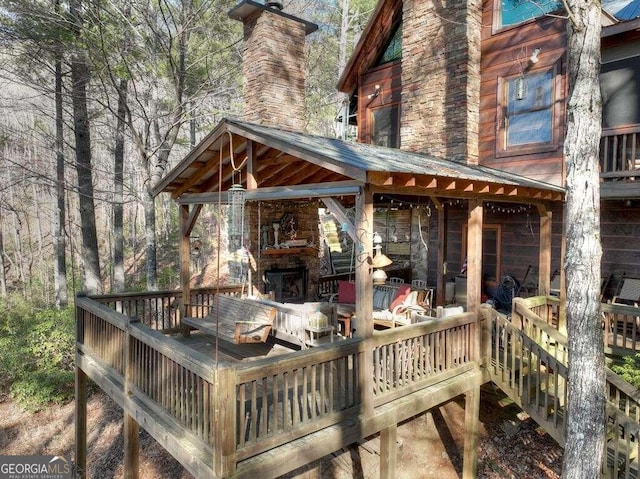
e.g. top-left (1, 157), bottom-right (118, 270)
top-left (372, 231), bottom-right (393, 284)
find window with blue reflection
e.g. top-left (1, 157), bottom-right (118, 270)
top-left (506, 70), bottom-right (553, 146)
top-left (500, 0), bottom-right (562, 27)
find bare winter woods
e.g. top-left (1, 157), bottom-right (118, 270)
top-left (0, 0), bottom-right (376, 304)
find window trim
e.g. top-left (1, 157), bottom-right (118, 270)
top-left (496, 65), bottom-right (561, 157)
top-left (492, 0), bottom-right (563, 33)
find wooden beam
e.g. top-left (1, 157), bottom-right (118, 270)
top-left (380, 424), bottom-right (398, 479)
top-left (321, 198), bottom-right (356, 242)
top-left (180, 205), bottom-right (191, 326)
top-left (466, 200), bottom-right (483, 313)
top-left (355, 186), bottom-right (374, 418)
top-left (247, 140), bottom-right (257, 190)
top-left (177, 181), bottom-right (363, 204)
top-left (435, 199), bottom-right (447, 306)
top-left (537, 204), bottom-right (552, 297)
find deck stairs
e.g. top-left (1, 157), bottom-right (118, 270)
top-left (319, 212), bottom-right (354, 275)
top-left (486, 304), bottom-right (639, 478)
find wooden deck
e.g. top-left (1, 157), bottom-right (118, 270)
top-left (75, 290), bottom-right (640, 479)
top-left (75, 290), bottom-right (482, 479)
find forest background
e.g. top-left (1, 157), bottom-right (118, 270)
top-left (0, 0), bottom-right (376, 410)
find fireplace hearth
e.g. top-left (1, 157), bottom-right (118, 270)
top-left (264, 267), bottom-right (308, 303)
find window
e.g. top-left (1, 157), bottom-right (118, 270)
top-left (371, 104), bottom-right (399, 148)
top-left (498, 69), bottom-right (556, 154)
top-left (378, 24), bottom-right (402, 65)
top-left (498, 0), bottom-right (562, 27)
top-left (601, 55), bottom-right (640, 128)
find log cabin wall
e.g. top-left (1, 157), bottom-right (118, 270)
top-left (428, 202), bottom-right (564, 294)
top-left (601, 201), bottom-right (640, 285)
top-left (479, 1), bottom-right (567, 187)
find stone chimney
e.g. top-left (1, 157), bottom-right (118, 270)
top-left (400, 0), bottom-right (482, 163)
top-left (229, 1), bottom-right (318, 132)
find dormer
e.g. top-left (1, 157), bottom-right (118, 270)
top-left (337, 0), bottom-right (483, 164)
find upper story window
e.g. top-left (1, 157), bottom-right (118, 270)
top-left (498, 0), bottom-right (562, 28)
top-left (377, 24), bottom-right (402, 65)
top-left (601, 54), bottom-right (640, 128)
top-left (498, 68), bottom-right (558, 155)
top-left (371, 104), bottom-right (400, 148)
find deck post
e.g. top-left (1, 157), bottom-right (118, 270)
top-left (74, 365), bottom-right (87, 478)
top-left (180, 204), bottom-right (191, 335)
top-left (74, 297), bottom-right (87, 479)
top-left (537, 205), bottom-right (552, 301)
top-left (462, 383), bottom-right (480, 479)
top-left (355, 186), bottom-right (374, 418)
top-left (214, 365), bottom-right (237, 476)
top-left (379, 424), bottom-right (397, 479)
top-left (466, 199), bottom-right (483, 313)
top-left (434, 198), bottom-right (447, 306)
top-left (124, 319), bottom-right (140, 479)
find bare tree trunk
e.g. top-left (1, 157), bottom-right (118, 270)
top-left (70, 0), bottom-right (102, 294)
top-left (54, 40), bottom-right (68, 307)
top-left (0, 211), bottom-right (6, 297)
top-left (143, 181), bottom-right (158, 291)
top-left (562, 0), bottom-right (606, 477)
top-left (113, 77), bottom-right (127, 293)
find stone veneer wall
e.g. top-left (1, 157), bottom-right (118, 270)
top-left (242, 9), bottom-right (307, 132)
top-left (245, 202), bottom-right (321, 300)
top-left (400, 0), bottom-right (481, 163)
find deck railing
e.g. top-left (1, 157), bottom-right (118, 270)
top-left (370, 313), bottom-right (477, 406)
top-left (600, 126), bottom-right (640, 181)
top-left (488, 295), bottom-right (640, 478)
top-left (76, 291), bottom-right (479, 477)
top-left (90, 286), bottom-right (242, 331)
top-left (601, 302), bottom-right (640, 355)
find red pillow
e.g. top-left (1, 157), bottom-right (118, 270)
top-left (337, 281), bottom-right (356, 304)
top-left (389, 284), bottom-right (411, 310)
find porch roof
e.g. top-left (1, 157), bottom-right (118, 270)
top-left (154, 118), bottom-right (565, 203)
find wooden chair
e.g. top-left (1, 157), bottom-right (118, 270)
top-left (612, 277), bottom-right (640, 306)
top-left (411, 279), bottom-right (428, 290)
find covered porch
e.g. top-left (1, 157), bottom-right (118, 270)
top-left (76, 118), bottom-right (567, 478)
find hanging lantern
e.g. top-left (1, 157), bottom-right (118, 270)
top-left (228, 183), bottom-right (246, 237)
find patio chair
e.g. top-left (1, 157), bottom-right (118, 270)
top-left (612, 277), bottom-right (640, 306)
top-left (388, 277), bottom-right (405, 285)
top-left (411, 279), bottom-right (428, 290)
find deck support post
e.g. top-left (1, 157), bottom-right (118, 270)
top-left (124, 318), bottom-right (140, 479)
top-left (355, 186), bottom-right (374, 418)
top-left (466, 199), bottom-right (483, 313)
top-left (462, 384), bottom-right (480, 479)
top-left (124, 414), bottom-right (139, 479)
top-left (537, 205), bottom-right (552, 299)
top-left (74, 365), bottom-right (87, 479)
top-left (180, 204), bottom-right (191, 335)
top-left (379, 424), bottom-right (397, 479)
top-left (434, 198), bottom-right (447, 306)
top-left (214, 366), bottom-right (237, 476)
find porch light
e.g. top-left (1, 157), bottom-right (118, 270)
top-left (372, 232), bottom-right (392, 284)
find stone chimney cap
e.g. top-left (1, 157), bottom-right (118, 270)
top-left (228, 0), bottom-right (318, 34)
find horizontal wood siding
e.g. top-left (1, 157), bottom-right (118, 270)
top-left (480, 4), bottom-right (567, 187)
top-left (358, 61), bottom-right (402, 145)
